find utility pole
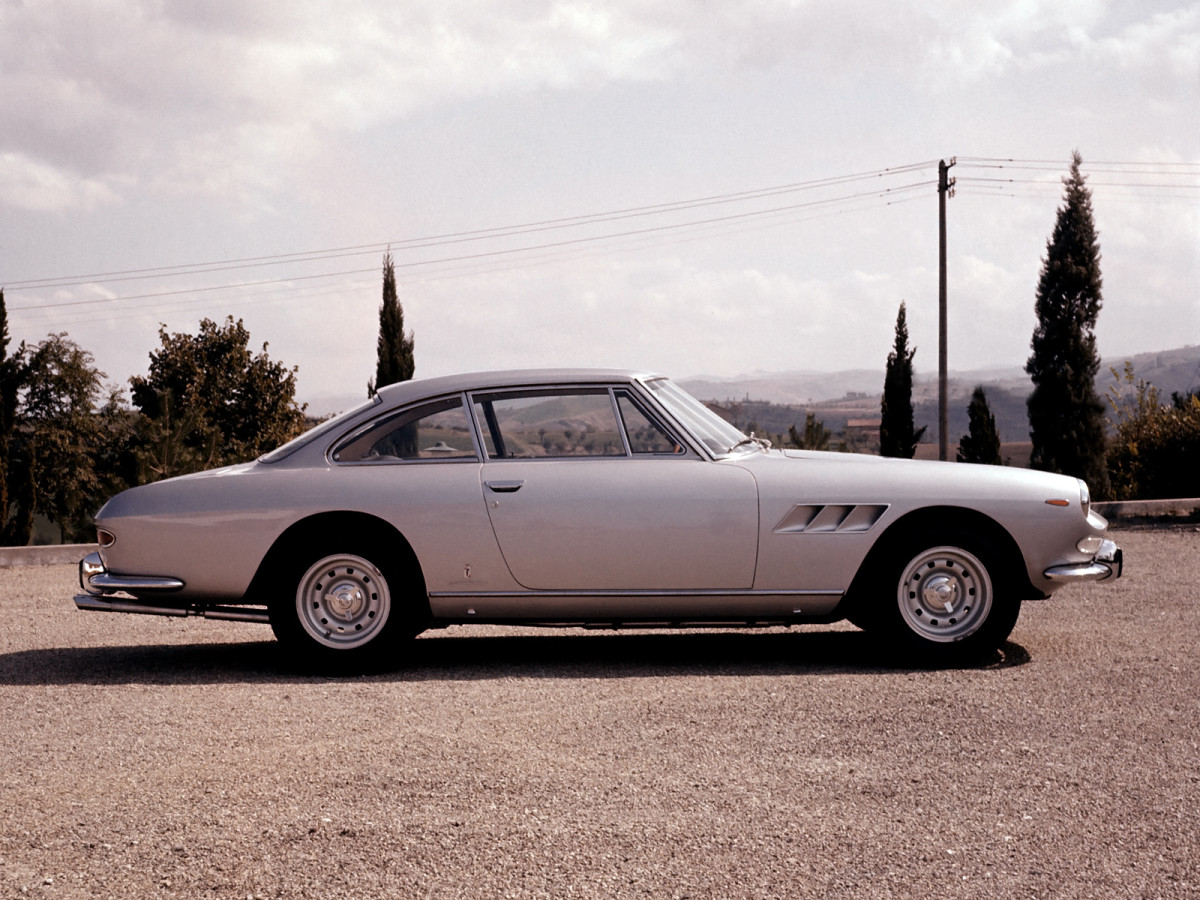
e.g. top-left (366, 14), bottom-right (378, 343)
top-left (938, 158), bottom-right (956, 461)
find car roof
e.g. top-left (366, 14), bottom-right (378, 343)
top-left (372, 367), bottom-right (665, 402)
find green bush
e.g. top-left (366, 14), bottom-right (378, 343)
top-left (1106, 364), bottom-right (1200, 500)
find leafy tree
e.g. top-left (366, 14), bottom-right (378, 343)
top-left (11, 334), bottom-right (108, 542)
top-left (957, 385), bottom-right (1003, 465)
top-left (129, 316), bottom-right (307, 480)
top-left (880, 301), bottom-right (926, 458)
top-left (1106, 363), bottom-right (1200, 500)
top-left (368, 251), bottom-right (415, 396)
top-left (1026, 152), bottom-right (1109, 494)
top-left (788, 413), bottom-right (831, 451)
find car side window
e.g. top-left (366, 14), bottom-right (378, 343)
top-left (332, 396), bottom-right (477, 463)
top-left (615, 391), bottom-right (685, 455)
top-left (473, 389), bottom-right (626, 459)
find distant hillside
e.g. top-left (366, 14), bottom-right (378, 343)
top-left (682, 345), bottom-right (1200, 445)
top-left (303, 345), bottom-right (1200, 425)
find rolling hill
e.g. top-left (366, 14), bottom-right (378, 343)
top-left (681, 345), bottom-right (1200, 445)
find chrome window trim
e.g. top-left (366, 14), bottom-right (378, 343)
top-left (630, 377), bottom-right (723, 460)
top-left (327, 392), bottom-right (482, 466)
top-left (466, 382), bottom-right (700, 462)
top-left (609, 388), bottom-right (632, 456)
top-left (613, 387), bottom-right (689, 457)
top-left (260, 394), bottom-right (382, 464)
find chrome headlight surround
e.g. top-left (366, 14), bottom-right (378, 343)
top-left (1077, 479), bottom-right (1091, 519)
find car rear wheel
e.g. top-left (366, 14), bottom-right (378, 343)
top-left (269, 546), bottom-right (422, 669)
top-left (294, 553), bottom-right (391, 650)
top-left (873, 530), bottom-right (1020, 664)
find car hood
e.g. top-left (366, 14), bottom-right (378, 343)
top-left (753, 447), bottom-right (1087, 504)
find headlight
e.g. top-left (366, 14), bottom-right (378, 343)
top-left (1077, 479), bottom-right (1091, 518)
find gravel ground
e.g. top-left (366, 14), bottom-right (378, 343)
top-left (1, 529), bottom-right (1197, 899)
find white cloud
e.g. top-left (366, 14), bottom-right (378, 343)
top-left (2, 0), bottom-right (1195, 396)
top-left (0, 153), bottom-right (125, 213)
top-left (3, 0), bottom-right (1192, 212)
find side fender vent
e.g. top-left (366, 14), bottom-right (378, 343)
top-left (773, 503), bottom-right (889, 534)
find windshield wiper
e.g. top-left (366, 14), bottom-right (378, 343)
top-left (727, 432), bottom-right (772, 454)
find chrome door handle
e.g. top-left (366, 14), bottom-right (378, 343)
top-left (485, 480), bottom-right (524, 493)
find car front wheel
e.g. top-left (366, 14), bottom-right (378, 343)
top-left (878, 531), bottom-right (1020, 664)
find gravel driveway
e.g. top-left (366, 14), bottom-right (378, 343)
top-left (1, 529), bottom-right (1196, 899)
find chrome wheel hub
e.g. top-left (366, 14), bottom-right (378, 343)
top-left (922, 574), bottom-right (959, 612)
top-left (326, 584), bottom-right (365, 620)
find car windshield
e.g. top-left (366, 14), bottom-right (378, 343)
top-left (258, 396), bottom-right (381, 464)
top-left (643, 377), bottom-right (754, 457)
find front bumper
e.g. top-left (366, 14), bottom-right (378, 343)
top-left (1043, 538), bottom-right (1123, 584)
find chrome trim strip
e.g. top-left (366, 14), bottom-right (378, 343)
top-left (429, 588), bottom-right (840, 600)
top-left (428, 588), bottom-right (846, 620)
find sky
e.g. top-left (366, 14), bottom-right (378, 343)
top-left (2, 0), bottom-right (1198, 414)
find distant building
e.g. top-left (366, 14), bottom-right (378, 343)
top-left (846, 417), bottom-right (881, 444)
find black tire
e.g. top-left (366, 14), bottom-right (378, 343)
top-left (870, 529), bottom-right (1020, 665)
top-left (269, 544), bottom-right (425, 671)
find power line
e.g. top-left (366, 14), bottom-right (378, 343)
top-left (957, 156), bottom-right (1200, 169)
top-left (8, 154), bottom-right (1192, 329)
top-left (21, 189), bottom-right (935, 329)
top-left (9, 178), bottom-right (935, 315)
top-left (4, 161), bottom-right (939, 291)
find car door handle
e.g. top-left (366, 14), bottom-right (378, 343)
top-left (485, 480), bottom-right (524, 493)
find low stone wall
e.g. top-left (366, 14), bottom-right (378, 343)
top-left (0, 544), bottom-right (96, 568)
top-left (1095, 497), bottom-right (1200, 521)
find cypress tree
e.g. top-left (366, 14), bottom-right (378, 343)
top-left (0, 289), bottom-right (19, 542)
top-left (880, 302), bottom-right (926, 458)
top-left (957, 385), bottom-right (1003, 465)
top-left (369, 252), bottom-right (415, 396)
top-left (1025, 152), bottom-right (1108, 494)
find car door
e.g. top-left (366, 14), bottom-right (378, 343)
top-left (329, 394), bottom-right (515, 593)
top-left (473, 386), bottom-right (759, 591)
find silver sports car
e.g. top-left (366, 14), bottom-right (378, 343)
top-left (77, 368), bottom-right (1122, 666)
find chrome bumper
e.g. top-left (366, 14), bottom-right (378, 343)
top-left (1043, 539), bottom-right (1123, 584)
top-left (79, 551), bottom-right (185, 595)
top-left (74, 552), bottom-right (268, 623)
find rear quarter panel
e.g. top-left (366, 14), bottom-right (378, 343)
top-left (96, 460), bottom-right (520, 602)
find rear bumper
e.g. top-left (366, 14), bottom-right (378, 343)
top-left (1043, 539), bottom-right (1123, 584)
top-left (79, 551), bottom-right (184, 595)
top-left (74, 551), bottom-right (269, 624)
